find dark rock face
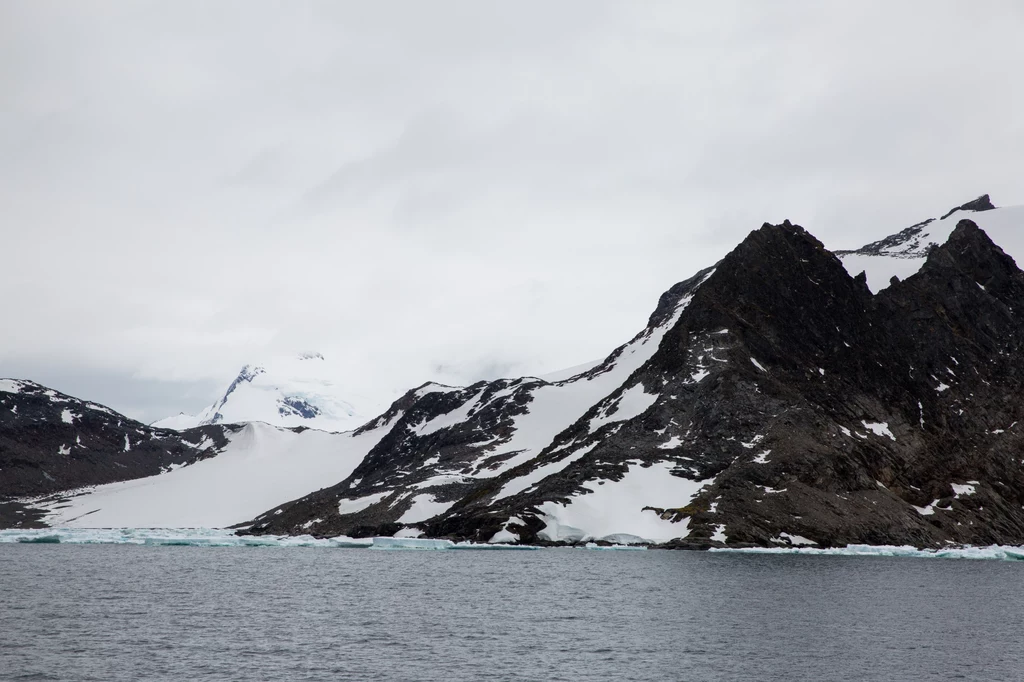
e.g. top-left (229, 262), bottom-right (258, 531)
top-left (278, 396), bottom-right (321, 419)
top-left (940, 194), bottom-right (996, 220)
top-left (245, 215), bottom-right (1024, 549)
top-left (6, 200), bottom-right (1024, 550)
top-left (0, 381), bottom-right (230, 527)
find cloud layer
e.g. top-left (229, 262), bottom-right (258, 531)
top-left (3, 1), bottom-right (1023, 420)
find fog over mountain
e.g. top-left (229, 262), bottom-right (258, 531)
top-left (3, 2), bottom-right (1023, 422)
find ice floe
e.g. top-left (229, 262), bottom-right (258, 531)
top-left (711, 544), bottom-right (1024, 561)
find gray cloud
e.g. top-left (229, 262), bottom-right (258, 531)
top-left (2, 1), bottom-right (1023, 421)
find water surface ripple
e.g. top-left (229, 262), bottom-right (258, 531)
top-left (2, 546), bottom-right (1022, 681)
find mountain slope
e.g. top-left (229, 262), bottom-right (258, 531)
top-left (153, 353), bottom-right (377, 433)
top-left (246, 212), bottom-right (1024, 549)
top-left (8, 195), bottom-right (1024, 549)
top-left (0, 380), bottom-right (231, 527)
top-left (0, 379), bottom-right (394, 529)
top-left (835, 194), bottom-right (1024, 292)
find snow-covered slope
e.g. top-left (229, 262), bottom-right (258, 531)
top-left (39, 419), bottom-right (395, 528)
top-left (836, 195), bottom-right (1024, 292)
top-left (154, 353), bottom-right (378, 433)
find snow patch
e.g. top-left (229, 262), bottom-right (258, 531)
top-left (657, 436), bottom-right (683, 450)
top-left (861, 421), bottom-right (896, 441)
top-left (537, 461), bottom-right (713, 544)
top-left (397, 494), bottom-right (457, 524)
top-left (778, 532), bottom-right (816, 546)
top-left (0, 379), bottom-right (25, 394)
top-left (38, 423), bottom-right (390, 528)
top-left (952, 482), bottom-right (978, 498)
top-left (493, 443), bottom-right (598, 501)
top-left (338, 492), bottom-right (389, 516)
top-left (589, 383), bottom-right (659, 433)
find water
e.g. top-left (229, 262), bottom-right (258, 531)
top-left (2, 546), bottom-right (1023, 681)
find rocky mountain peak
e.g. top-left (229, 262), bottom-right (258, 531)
top-left (918, 219), bottom-right (1021, 294)
top-left (939, 193), bottom-right (996, 220)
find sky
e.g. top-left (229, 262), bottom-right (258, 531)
top-left (3, 1), bottom-right (1023, 423)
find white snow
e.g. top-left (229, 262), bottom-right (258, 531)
top-left (913, 500), bottom-right (940, 516)
top-left (370, 537), bottom-right (454, 551)
top-left (152, 353), bottom-right (382, 433)
top-left (393, 527), bottom-right (424, 538)
top-left (711, 543), bottom-right (1024, 562)
top-left (57, 444), bottom-right (70, 456)
top-left (61, 409), bottom-right (76, 424)
top-left (741, 435), bottom-right (764, 449)
top-left (657, 436), bottom-right (684, 450)
top-left (753, 450), bottom-right (771, 464)
top-left (711, 524), bottom-right (727, 543)
top-left (750, 358), bottom-right (767, 372)
top-left (0, 379), bottom-right (25, 394)
top-left (861, 421), bottom-right (896, 441)
top-left (535, 359), bottom-right (604, 383)
top-left (0, 528), bottom-right (373, 548)
top-left (686, 368), bottom-right (711, 384)
top-left (123, 434), bottom-right (131, 452)
top-left (952, 482), bottom-right (978, 498)
top-left (837, 205), bottom-right (1024, 292)
top-left (487, 516), bottom-right (526, 544)
top-left (397, 494), bottom-right (457, 524)
top-left (493, 443), bottom-right (598, 501)
top-left (537, 460), bottom-right (713, 544)
top-left (338, 491), bottom-right (389, 516)
top-left (470, 288), bottom-right (702, 479)
top-left (414, 389), bottom-right (486, 435)
top-left (588, 383), bottom-right (659, 433)
top-left (778, 532), bottom-right (816, 546)
top-left (38, 421), bottom-right (391, 528)
top-left (936, 383), bottom-right (950, 393)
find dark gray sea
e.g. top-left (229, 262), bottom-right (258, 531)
top-left (2, 545), bottom-right (1023, 681)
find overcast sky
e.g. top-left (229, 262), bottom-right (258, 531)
top-left (3, 1), bottom-right (1023, 422)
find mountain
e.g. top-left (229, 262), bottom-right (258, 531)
top-left (0, 378), bottom-right (383, 529)
top-left (6, 195), bottom-right (1024, 550)
top-left (153, 352), bottom-right (377, 433)
top-left (236, 200), bottom-right (1024, 549)
top-left (0, 379), bottom-right (231, 528)
top-left (834, 194), bottom-right (1024, 291)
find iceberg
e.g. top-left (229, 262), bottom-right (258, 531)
top-left (452, 542), bottom-right (542, 551)
top-left (369, 537), bottom-right (454, 550)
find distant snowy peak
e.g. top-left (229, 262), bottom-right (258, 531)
top-left (836, 194), bottom-right (1023, 292)
top-left (153, 353), bottom-right (375, 433)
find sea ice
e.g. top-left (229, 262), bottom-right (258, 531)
top-left (369, 537), bottom-right (454, 551)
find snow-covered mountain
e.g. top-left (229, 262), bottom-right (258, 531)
top-left (153, 352), bottom-right (377, 433)
top-left (7, 195), bottom-right (1024, 550)
top-left (835, 194), bottom-right (1024, 291)
top-left (241, 200), bottom-right (1024, 547)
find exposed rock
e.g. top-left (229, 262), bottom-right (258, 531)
top-left (0, 380), bottom-right (230, 527)
top-left (245, 214), bottom-right (1024, 549)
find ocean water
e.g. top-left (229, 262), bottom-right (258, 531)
top-left (2, 544), bottom-right (1023, 681)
